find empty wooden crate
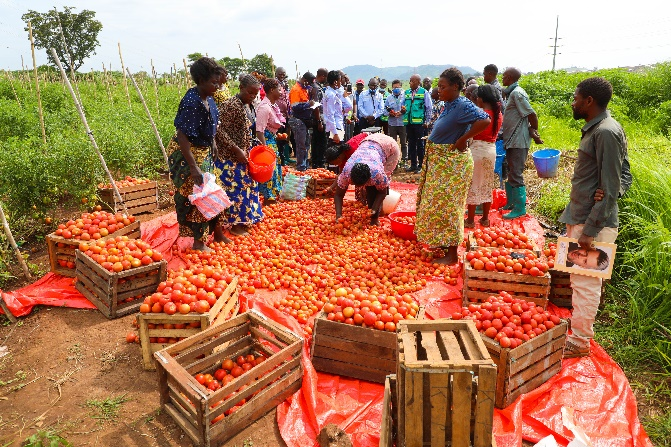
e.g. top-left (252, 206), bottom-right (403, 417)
top-left (396, 319), bottom-right (497, 447)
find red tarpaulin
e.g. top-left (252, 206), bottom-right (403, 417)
top-left (0, 184), bottom-right (652, 447)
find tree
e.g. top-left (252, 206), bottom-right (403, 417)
top-left (22, 7), bottom-right (102, 72)
top-left (218, 57), bottom-right (246, 80)
top-left (187, 52), bottom-right (204, 63)
top-left (247, 53), bottom-right (274, 77)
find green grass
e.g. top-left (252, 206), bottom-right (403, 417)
top-left (22, 429), bottom-right (72, 447)
top-left (84, 394), bottom-right (130, 422)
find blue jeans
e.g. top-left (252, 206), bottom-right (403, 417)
top-left (289, 117), bottom-right (309, 171)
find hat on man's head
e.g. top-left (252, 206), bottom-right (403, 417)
top-left (356, 79), bottom-right (365, 85)
top-left (303, 71), bottom-right (316, 82)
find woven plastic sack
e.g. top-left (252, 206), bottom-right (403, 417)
top-left (281, 173), bottom-right (311, 201)
top-left (188, 172), bottom-right (232, 219)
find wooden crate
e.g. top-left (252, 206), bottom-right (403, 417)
top-left (310, 311), bottom-right (398, 384)
top-left (46, 220), bottom-right (141, 277)
top-left (74, 249), bottom-right (166, 319)
top-left (466, 232), bottom-right (540, 257)
top-left (379, 374), bottom-right (398, 447)
top-left (481, 320), bottom-right (568, 409)
top-left (98, 181), bottom-right (158, 214)
top-left (549, 269), bottom-right (572, 308)
top-left (306, 177), bottom-right (336, 199)
top-left (154, 309), bottom-right (303, 447)
top-left (137, 277), bottom-right (241, 370)
top-left (463, 254), bottom-right (550, 308)
top-left (396, 319), bottom-right (497, 447)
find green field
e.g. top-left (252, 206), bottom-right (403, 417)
top-left (1, 63), bottom-right (670, 443)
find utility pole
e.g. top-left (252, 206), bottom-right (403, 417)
top-left (551, 15), bottom-right (561, 71)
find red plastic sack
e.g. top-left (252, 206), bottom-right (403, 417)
top-left (187, 172), bottom-right (232, 219)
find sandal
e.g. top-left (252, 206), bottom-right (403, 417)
top-left (464, 219), bottom-right (475, 228)
top-left (563, 341), bottom-right (590, 359)
top-left (479, 218), bottom-right (490, 227)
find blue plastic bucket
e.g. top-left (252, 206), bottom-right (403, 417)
top-left (532, 149), bottom-right (561, 178)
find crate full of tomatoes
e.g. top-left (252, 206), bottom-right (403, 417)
top-left (46, 210), bottom-right (141, 277)
top-left (463, 248), bottom-right (551, 308)
top-left (74, 236), bottom-right (166, 319)
top-left (466, 226), bottom-right (540, 255)
top-left (98, 176), bottom-right (158, 215)
top-left (310, 287), bottom-right (421, 383)
top-left (154, 309), bottom-right (303, 447)
top-left (456, 291), bottom-right (567, 408)
top-left (136, 271), bottom-right (240, 370)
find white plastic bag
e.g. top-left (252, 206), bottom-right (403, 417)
top-left (282, 173), bottom-right (311, 201)
top-left (188, 172), bottom-right (232, 219)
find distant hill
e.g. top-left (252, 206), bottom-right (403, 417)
top-left (339, 64), bottom-right (478, 83)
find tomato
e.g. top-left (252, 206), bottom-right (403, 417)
top-left (231, 366), bottom-right (244, 378)
top-left (195, 374), bottom-right (206, 385)
top-left (222, 359), bottom-right (235, 371)
top-left (236, 356), bottom-right (246, 366)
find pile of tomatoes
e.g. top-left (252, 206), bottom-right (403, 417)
top-left (181, 200), bottom-right (456, 336)
top-left (392, 215), bottom-right (416, 225)
top-left (466, 248), bottom-right (549, 277)
top-left (455, 291), bottom-right (562, 349)
top-left (283, 167), bottom-right (337, 179)
top-left (318, 287), bottom-right (419, 332)
top-left (470, 226), bottom-right (536, 250)
top-left (98, 176), bottom-right (152, 189)
top-left (54, 211), bottom-right (135, 241)
top-left (139, 266), bottom-right (232, 315)
top-left (543, 242), bottom-right (557, 269)
top-left (79, 236), bottom-right (163, 272)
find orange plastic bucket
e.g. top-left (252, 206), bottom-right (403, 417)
top-left (248, 145), bottom-right (276, 183)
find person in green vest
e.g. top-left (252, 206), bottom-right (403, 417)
top-left (404, 74), bottom-right (433, 173)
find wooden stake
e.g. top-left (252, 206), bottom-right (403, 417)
top-left (102, 62), bottom-right (112, 101)
top-left (0, 293), bottom-right (17, 324)
top-left (183, 58), bottom-right (190, 87)
top-left (151, 59), bottom-right (160, 119)
top-left (28, 22), bottom-right (47, 145)
top-left (50, 48), bottom-right (128, 215)
top-left (126, 67), bottom-right (169, 172)
top-left (5, 70), bottom-right (22, 108)
top-left (0, 202), bottom-right (32, 281)
top-left (55, 8), bottom-right (82, 105)
top-left (118, 42), bottom-right (132, 110)
top-left (21, 55), bottom-right (31, 91)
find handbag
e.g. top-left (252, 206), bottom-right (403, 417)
top-left (188, 172), bottom-right (232, 219)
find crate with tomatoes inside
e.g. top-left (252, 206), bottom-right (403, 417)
top-left (74, 236), bottom-right (166, 319)
top-left (457, 291), bottom-right (568, 409)
top-left (466, 225), bottom-right (540, 256)
top-left (543, 242), bottom-right (572, 307)
top-left (310, 287), bottom-right (421, 383)
top-left (46, 210), bottom-right (141, 277)
top-left (136, 272), bottom-right (240, 370)
top-left (296, 168), bottom-right (337, 198)
top-left (463, 247), bottom-right (551, 308)
top-left (392, 319), bottom-right (497, 447)
top-left (98, 176), bottom-right (158, 215)
top-left (154, 309), bottom-right (303, 447)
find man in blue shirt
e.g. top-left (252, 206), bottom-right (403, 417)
top-left (352, 79), bottom-right (365, 135)
top-left (384, 79), bottom-right (408, 162)
top-left (354, 78), bottom-right (384, 135)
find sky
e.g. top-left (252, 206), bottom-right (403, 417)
top-left (1, 0), bottom-right (671, 78)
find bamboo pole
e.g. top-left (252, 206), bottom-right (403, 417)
top-left (50, 48), bottom-right (128, 215)
top-left (5, 70), bottom-right (22, 108)
top-left (126, 67), bottom-right (169, 172)
top-left (102, 62), bottom-right (112, 101)
top-left (28, 22), bottom-right (47, 145)
top-left (21, 55), bottom-right (31, 91)
top-left (0, 202), bottom-right (32, 281)
top-left (55, 8), bottom-right (82, 105)
top-left (151, 59), bottom-right (160, 119)
top-left (118, 42), bottom-right (132, 110)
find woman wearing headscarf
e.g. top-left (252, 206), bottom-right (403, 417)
top-left (465, 84), bottom-right (503, 228)
top-left (167, 57), bottom-right (229, 251)
top-left (255, 78), bottom-right (285, 204)
top-left (415, 68), bottom-right (490, 264)
top-left (333, 133), bottom-right (400, 225)
top-left (214, 74), bottom-right (264, 236)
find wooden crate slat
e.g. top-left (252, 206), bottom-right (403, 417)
top-left (508, 334), bottom-right (566, 377)
top-left (473, 364), bottom-right (496, 447)
top-left (312, 333), bottom-right (396, 359)
top-left (451, 371), bottom-right (473, 447)
top-left (185, 335), bottom-right (254, 375)
top-left (503, 360), bottom-right (563, 409)
top-left (403, 369), bottom-right (423, 447)
top-left (437, 330), bottom-right (465, 362)
top-left (419, 331), bottom-right (443, 363)
top-left (311, 357), bottom-right (389, 384)
top-left (465, 289), bottom-right (549, 308)
top-left (312, 312), bottom-right (398, 349)
top-left (466, 278), bottom-right (550, 294)
top-left (248, 311), bottom-right (301, 345)
top-left (168, 387), bottom-right (198, 420)
top-left (380, 375), bottom-right (392, 447)
top-left (171, 321), bottom-right (251, 362)
top-left (164, 403), bottom-right (201, 445)
top-left (312, 344), bottom-right (397, 372)
top-left (429, 372), bottom-right (449, 447)
top-left (508, 349), bottom-right (564, 394)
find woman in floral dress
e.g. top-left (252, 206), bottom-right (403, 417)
top-left (415, 68), bottom-right (490, 264)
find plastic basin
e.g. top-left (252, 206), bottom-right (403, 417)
top-left (388, 211), bottom-right (417, 240)
top-left (248, 145), bottom-right (276, 183)
top-left (532, 149), bottom-right (561, 178)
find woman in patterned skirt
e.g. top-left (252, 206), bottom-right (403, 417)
top-left (214, 74), bottom-right (264, 236)
top-left (415, 68), bottom-right (490, 264)
top-left (254, 78), bottom-right (284, 204)
top-left (168, 57), bottom-right (229, 251)
top-left (465, 84), bottom-right (503, 228)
